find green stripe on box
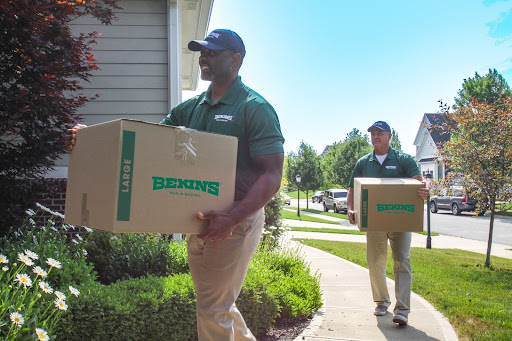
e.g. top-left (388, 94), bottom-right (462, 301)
top-left (362, 189), bottom-right (368, 228)
top-left (117, 130), bottom-right (135, 221)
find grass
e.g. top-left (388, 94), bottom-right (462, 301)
top-left (289, 227), bottom-right (365, 235)
top-left (297, 239), bottom-right (512, 341)
top-left (301, 208), bottom-right (349, 220)
top-left (281, 210), bottom-right (338, 224)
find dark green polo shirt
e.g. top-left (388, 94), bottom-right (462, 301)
top-left (349, 147), bottom-right (420, 188)
top-left (161, 76), bottom-right (284, 200)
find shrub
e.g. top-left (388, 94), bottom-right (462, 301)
top-left (56, 274), bottom-right (197, 341)
top-left (251, 242), bottom-right (323, 322)
top-left (82, 231), bottom-right (188, 284)
top-left (262, 192), bottom-right (287, 248)
top-left (53, 240), bottom-right (322, 339)
top-left (0, 0), bottom-right (121, 235)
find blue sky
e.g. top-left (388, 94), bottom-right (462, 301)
top-left (183, 0), bottom-right (512, 156)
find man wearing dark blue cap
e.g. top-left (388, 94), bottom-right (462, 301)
top-left (164, 29), bottom-right (284, 341)
top-left (66, 29), bottom-right (284, 340)
top-left (346, 121), bottom-right (428, 326)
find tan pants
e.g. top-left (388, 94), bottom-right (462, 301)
top-left (366, 231), bottom-right (412, 316)
top-left (187, 209), bottom-right (264, 341)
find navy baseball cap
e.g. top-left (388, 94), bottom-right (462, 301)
top-left (367, 121), bottom-right (391, 133)
top-left (188, 29), bottom-right (246, 58)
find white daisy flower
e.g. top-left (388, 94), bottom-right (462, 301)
top-left (83, 227), bottom-right (93, 233)
top-left (69, 286), bottom-right (80, 297)
top-left (2, 266), bottom-right (8, 272)
top-left (35, 327), bottom-right (49, 341)
top-left (10, 312), bottom-right (24, 326)
top-left (54, 291), bottom-right (66, 300)
top-left (32, 266), bottom-right (47, 278)
top-left (24, 250), bottom-right (39, 260)
top-left (54, 298), bottom-right (68, 311)
top-left (17, 253), bottom-right (34, 267)
top-left (71, 239), bottom-right (79, 245)
top-left (39, 281), bottom-right (53, 294)
top-left (0, 254), bottom-right (8, 264)
top-left (15, 273), bottom-right (32, 288)
top-left (46, 258), bottom-right (61, 269)
top-left (76, 234), bottom-right (83, 241)
top-left (82, 249), bottom-right (88, 257)
top-left (25, 208), bottom-right (36, 216)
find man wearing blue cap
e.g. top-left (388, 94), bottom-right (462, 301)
top-left (66, 29), bottom-right (284, 340)
top-left (346, 121), bottom-right (428, 326)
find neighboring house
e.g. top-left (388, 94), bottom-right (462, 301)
top-left (413, 113), bottom-right (451, 182)
top-left (41, 0), bottom-right (212, 215)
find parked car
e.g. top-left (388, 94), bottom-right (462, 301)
top-left (323, 189), bottom-right (348, 213)
top-left (280, 193), bottom-right (291, 205)
top-left (312, 191), bottom-right (324, 203)
top-left (429, 187), bottom-right (484, 215)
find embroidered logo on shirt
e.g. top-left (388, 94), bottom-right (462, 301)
top-left (386, 165), bottom-right (397, 169)
top-left (215, 115), bottom-right (233, 122)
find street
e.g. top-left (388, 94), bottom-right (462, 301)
top-left (287, 198), bottom-right (512, 246)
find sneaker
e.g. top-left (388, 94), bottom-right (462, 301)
top-left (392, 313), bottom-right (408, 325)
top-left (373, 305), bottom-right (388, 316)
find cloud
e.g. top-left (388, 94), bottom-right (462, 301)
top-left (487, 8), bottom-right (512, 44)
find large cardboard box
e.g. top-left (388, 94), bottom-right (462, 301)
top-left (64, 119), bottom-right (237, 234)
top-left (353, 178), bottom-right (424, 232)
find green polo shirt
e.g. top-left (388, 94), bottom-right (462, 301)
top-left (161, 76), bottom-right (285, 200)
top-left (349, 147), bottom-right (420, 188)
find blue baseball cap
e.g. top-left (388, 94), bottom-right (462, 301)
top-left (368, 121), bottom-right (391, 133)
top-left (188, 29), bottom-right (246, 58)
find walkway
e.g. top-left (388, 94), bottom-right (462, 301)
top-left (284, 210), bottom-right (512, 340)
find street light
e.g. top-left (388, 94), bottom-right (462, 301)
top-left (296, 174), bottom-right (301, 217)
top-left (425, 173), bottom-right (433, 249)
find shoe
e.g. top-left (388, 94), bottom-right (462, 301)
top-left (392, 313), bottom-right (408, 325)
top-left (373, 305), bottom-right (388, 316)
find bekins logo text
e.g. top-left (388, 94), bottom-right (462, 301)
top-left (152, 177), bottom-right (220, 196)
top-left (377, 204), bottom-right (415, 212)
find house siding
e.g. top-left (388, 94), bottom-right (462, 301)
top-left (69, 0), bottom-right (170, 128)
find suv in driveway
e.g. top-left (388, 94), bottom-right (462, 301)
top-left (312, 191), bottom-right (324, 203)
top-left (323, 189), bottom-right (348, 213)
top-left (429, 187), bottom-right (483, 215)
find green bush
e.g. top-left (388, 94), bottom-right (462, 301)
top-left (53, 241), bottom-right (322, 339)
top-left (252, 243), bottom-right (323, 321)
top-left (82, 231), bottom-right (188, 284)
top-left (262, 191), bottom-right (287, 248)
top-left (56, 274), bottom-right (197, 340)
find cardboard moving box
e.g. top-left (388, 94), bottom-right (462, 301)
top-left (354, 178), bottom-right (424, 232)
top-left (64, 119), bottom-right (237, 234)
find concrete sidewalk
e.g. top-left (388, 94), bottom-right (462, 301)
top-left (283, 212), bottom-right (512, 341)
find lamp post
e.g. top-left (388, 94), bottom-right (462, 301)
top-left (296, 174), bottom-right (301, 217)
top-left (425, 173), bottom-right (432, 249)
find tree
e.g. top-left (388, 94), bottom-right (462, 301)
top-left (285, 142), bottom-right (323, 208)
top-left (437, 98), bottom-right (512, 267)
top-left (390, 128), bottom-right (402, 151)
top-left (0, 0), bottom-right (120, 234)
top-left (322, 129), bottom-right (372, 188)
top-left (455, 68), bottom-right (512, 108)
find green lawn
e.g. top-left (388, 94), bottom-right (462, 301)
top-left (281, 210), bottom-right (339, 224)
top-left (297, 239), bottom-right (512, 341)
top-left (289, 227), bottom-right (365, 235)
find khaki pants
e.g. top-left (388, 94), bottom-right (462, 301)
top-left (188, 209), bottom-right (264, 341)
top-left (366, 231), bottom-right (412, 316)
